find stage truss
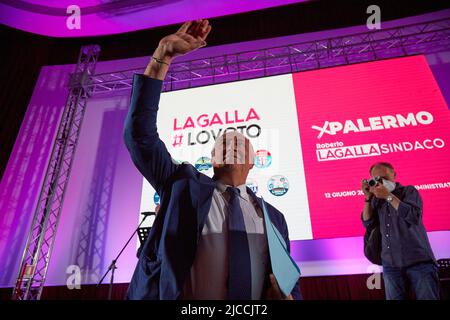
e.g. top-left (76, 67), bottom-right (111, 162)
top-left (90, 17), bottom-right (450, 95)
top-left (13, 45), bottom-right (101, 300)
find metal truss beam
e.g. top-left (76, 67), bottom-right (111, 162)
top-left (13, 45), bottom-right (101, 300)
top-left (90, 18), bottom-right (449, 95)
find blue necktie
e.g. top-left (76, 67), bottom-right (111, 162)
top-left (226, 187), bottom-right (252, 300)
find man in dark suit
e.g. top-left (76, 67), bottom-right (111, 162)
top-left (124, 19), bottom-right (301, 300)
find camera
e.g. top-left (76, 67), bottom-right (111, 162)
top-left (367, 176), bottom-right (382, 187)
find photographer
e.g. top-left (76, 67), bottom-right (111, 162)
top-left (361, 162), bottom-right (439, 300)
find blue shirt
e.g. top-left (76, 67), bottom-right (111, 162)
top-left (362, 183), bottom-right (436, 268)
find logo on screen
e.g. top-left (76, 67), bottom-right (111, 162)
top-left (311, 111), bottom-right (433, 139)
top-left (254, 149), bottom-right (272, 168)
top-left (172, 108), bottom-right (262, 147)
top-left (195, 156), bottom-right (212, 172)
top-left (246, 179), bottom-right (258, 194)
top-left (315, 138), bottom-right (446, 162)
top-left (153, 192), bottom-right (160, 205)
top-left (267, 175), bottom-right (289, 196)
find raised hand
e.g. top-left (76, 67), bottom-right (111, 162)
top-left (145, 20), bottom-right (212, 80)
top-left (159, 20), bottom-right (212, 59)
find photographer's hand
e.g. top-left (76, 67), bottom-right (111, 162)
top-left (370, 184), bottom-right (389, 199)
top-left (362, 179), bottom-right (374, 221)
top-left (361, 179), bottom-right (373, 201)
top-left (371, 184), bottom-right (400, 209)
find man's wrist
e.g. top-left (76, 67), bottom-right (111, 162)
top-left (153, 44), bottom-right (174, 64)
top-left (151, 56), bottom-right (170, 66)
top-left (144, 45), bottom-right (173, 79)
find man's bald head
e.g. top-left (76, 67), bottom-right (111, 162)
top-left (211, 131), bottom-right (255, 167)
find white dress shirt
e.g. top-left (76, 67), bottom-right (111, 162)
top-left (181, 181), bottom-right (269, 300)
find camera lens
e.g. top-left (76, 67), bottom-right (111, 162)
top-left (368, 179), bottom-right (377, 187)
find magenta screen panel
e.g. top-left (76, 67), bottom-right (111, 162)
top-left (294, 55), bottom-right (450, 239)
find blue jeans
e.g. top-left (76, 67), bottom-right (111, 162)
top-left (382, 262), bottom-right (440, 300)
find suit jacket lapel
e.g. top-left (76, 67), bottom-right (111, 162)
top-left (195, 174), bottom-right (217, 235)
top-left (246, 187), bottom-right (279, 230)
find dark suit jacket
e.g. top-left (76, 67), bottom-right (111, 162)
top-left (124, 74), bottom-right (301, 300)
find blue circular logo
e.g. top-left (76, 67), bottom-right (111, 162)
top-left (254, 150), bottom-right (272, 168)
top-left (246, 179), bottom-right (258, 194)
top-left (195, 156), bottom-right (212, 172)
top-left (267, 175), bottom-right (289, 196)
top-left (153, 192), bottom-right (160, 205)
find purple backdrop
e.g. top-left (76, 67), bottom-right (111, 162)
top-left (0, 0), bottom-right (307, 37)
top-left (1, 10), bottom-right (449, 288)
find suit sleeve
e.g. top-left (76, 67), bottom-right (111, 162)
top-left (280, 216), bottom-right (302, 300)
top-left (123, 74), bottom-right (179, 195)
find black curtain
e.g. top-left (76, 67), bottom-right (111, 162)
top-left (0, 273), bottom-right (439, 300)
top-left (0, 275), bottom-right (388, 300)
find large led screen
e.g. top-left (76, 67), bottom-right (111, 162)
top-left (139, 55), bottom-right (450, 240)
